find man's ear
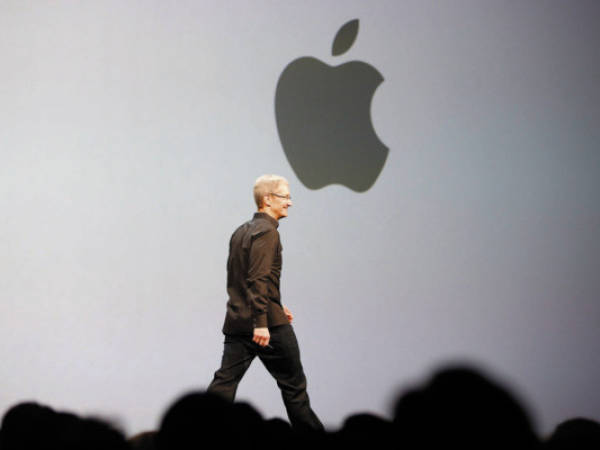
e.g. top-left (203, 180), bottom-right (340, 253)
top-left (262, 194), bottom-right (271, 208)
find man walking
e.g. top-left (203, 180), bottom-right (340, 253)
top-left (208, 175), bottom-right (323, 432)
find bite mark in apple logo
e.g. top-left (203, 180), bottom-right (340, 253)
top-left (275, 19), bottom-right (389, 192)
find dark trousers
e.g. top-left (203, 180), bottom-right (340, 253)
top-left (207, 324), bottom-right (323, 432)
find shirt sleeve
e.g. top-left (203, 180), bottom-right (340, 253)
top-left (246, 229), bottom-right (279, 329)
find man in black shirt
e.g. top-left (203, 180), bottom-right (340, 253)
top-left (208, 175), bottom-right (323, 432)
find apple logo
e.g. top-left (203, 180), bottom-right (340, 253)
top-left (275, 19), bottom-right (388, 192)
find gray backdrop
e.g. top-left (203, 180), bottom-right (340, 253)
top-left (1, 0), bottom-right (599, 437)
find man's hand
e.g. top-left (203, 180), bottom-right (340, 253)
top-left (283, 305), bottom-right (294, 324)
top-left (253, 327), bottom-right (270, 347)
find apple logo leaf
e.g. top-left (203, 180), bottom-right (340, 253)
top-left (331, 19), bottom-right (359, 56)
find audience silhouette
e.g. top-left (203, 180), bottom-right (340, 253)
top-left (1, 365), bottom-right (597, 449)
top-left (0, 401), bottom-right (128, 450)
top-left (544, 417), bottom-right (600, 450)
top-left (393, 366), bottom-right (540, 449)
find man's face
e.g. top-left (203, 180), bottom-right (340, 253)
top-left (270, 182), bottom-right (293, 220)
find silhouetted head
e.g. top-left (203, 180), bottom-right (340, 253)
top-left (337, 412), bottom-right (392, 446)
top-left (0, 401), bottom-right (128, 450)
top-left (65, 414), bottom-right (129, 450)
top-left (545, 417), bottom-right (600, 449)
top-left (264, 417), bottom-right (293, 440)
top-left (0, 402), bottom-right (59, 450)
top-left (128, 430), bottom-right (157, 450)
top-left (393, 365), bottom-right (540, 449)
top-left (157, 391), bottom-right (264, 450)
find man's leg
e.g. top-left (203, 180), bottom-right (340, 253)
top-left (257, 324), bottom-right (324, 432)
top-left (207, 334), bottom-right (255, 402)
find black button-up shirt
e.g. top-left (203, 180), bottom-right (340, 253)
top-left (222, 212), bottom-right (289, 335)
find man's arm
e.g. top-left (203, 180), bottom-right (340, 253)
top-left (247, 229), bottom-right (279, 346)
top-left (255, 305), bottom-right (292, 347)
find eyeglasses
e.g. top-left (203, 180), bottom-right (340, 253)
top-left (270, 193), bottom-right (292, 201)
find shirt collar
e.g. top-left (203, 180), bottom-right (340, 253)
top-left (253, 212), bottom-right (279, 229)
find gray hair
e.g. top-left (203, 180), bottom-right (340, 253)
top-left (253, 174), bottom-right (288, 208)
